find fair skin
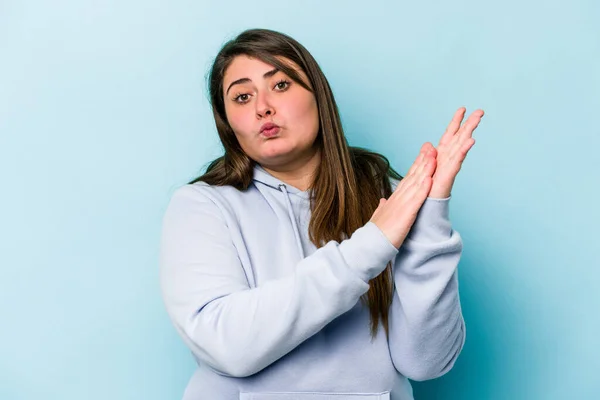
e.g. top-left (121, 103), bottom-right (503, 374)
top-left (429, 107), bottom-right (484, 198)
top-left (223, 55), bottom-right (321, 191)
top-left (371, 107), bottom-right (484, 247)
top-left (223, 54), bottom-right (484, 248)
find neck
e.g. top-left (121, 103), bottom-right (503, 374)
top-left (261, 147), bottom-right (321, 192)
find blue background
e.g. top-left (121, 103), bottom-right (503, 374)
top-left (1, 1), bottom-right (598, 399)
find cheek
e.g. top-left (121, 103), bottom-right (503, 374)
top-left (225, 107), bottom-right (267, 159)
top-left (285, 95), bottom-right (319, 136)
top-left (226, 107), bottom-right (253, 139)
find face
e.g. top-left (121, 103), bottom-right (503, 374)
top-left (222, 55), bottom-right (320, 169)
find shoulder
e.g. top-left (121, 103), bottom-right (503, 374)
top-left (165, 182), bottom-right (229, 216)
top-left (165, 180), bottom-right (258, 222)
top-left (169, 180), bottom-right (248, 204)
top-left (168, 181), bottom-right (216, 205)
top-left (162, 183), bottom-right (217, 221)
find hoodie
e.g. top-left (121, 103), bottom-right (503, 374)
top-left (159, 164), bottom-right (466, 400)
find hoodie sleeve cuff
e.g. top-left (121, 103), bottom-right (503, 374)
top-left (407, 196), bottom-right (453, 243)
top-left (339, 222), bottom-right (399, 282)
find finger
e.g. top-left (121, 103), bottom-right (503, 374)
top-left (400, 169), bottom-right (434, 208)
top-left (439, 107), bottom-right (466, 146)
top-left (445, 110), bottom-right (483, 161)
top-left (369, 198), bottom-right (387, 222)
top-left (460, 138), bottom-right (476, 157)
top-left (458, 109), bottom-right (484, 141)
top-left (378, 198), bottom-right (387, 208)
top-left (404, 142), bottom-right (434, 181)
top-left (441, 137), bottom-right (475, 178)
top-left (418, 175), bottom-right (433, 201)
top-left (410, 149), bottom-right (435, 182)
top-left (421, 142), bottom-right (434, 153)
top-left (396, 152), bottom-right (436, 199)
top-left (404, 152), bottom-right (425, 179)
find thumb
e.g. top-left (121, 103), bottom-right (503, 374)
top-left (372, 198), bottom-right (387, 218)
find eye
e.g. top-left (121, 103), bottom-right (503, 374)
top-left (233, 93), bottom-right (251, 104)
top-left (274, 79), bottom-right (291, 91)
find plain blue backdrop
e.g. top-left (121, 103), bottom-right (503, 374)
top-left (1, 0), bottom-right (598, 399)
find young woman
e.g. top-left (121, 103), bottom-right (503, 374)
top-left (160, 28), bottom-right (484, 400)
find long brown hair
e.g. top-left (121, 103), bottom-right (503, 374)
top-left (190, 28), bottom-right (402, 340)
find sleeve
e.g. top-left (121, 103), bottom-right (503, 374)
top-left (159, 185), bottom-right (399, 378)
top-left (387, 196), bottom-right (466, 381)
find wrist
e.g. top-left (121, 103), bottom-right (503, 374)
top-left (428, 188), bottom-right (451, 199)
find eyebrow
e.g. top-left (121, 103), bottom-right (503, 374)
top-left (225, 68), bottom-right (280, 95)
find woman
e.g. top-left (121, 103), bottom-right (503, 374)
top-left (160, 28), bottom-right (484, 400)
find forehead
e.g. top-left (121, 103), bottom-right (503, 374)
top-left (225, 55), bottom-right (273, 79)
top-left (223, 55), bottom-right (302, 86)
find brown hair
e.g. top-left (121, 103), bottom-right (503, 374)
top-left (190, 28), bottom-right (402, 340)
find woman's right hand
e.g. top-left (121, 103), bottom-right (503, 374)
top-left (369, 142), bottom-right (438, 249)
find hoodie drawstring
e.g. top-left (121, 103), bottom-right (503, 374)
top-left (278, 184), bottom-right (305, 259)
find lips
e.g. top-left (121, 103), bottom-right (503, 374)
top-left (260, 122), bottom-right (279, 133)
top-left (260, 122), bottom-right (281, 137)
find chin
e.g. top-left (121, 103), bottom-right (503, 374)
top-left (258, 142), bottom-right (295, 160)
top-left (256, 149), bottom-right (299, 167)
top-left (258, 153), bottom-right (293, 166)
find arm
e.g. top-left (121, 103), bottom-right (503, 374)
top-left (387, 196), bottom-right (466, 381)
top-left (384, 107), bottom-right (483, 380)
top-left (159, 185), bottom-right (398, 378)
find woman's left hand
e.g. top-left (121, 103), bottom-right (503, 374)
top-left (429, 107), bottom-right (485, 199)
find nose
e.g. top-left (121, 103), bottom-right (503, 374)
top-left (255, 91), bottom-right (275, 119)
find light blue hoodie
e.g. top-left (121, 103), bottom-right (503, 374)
top-left (159, 163), bottom-right (466, 400)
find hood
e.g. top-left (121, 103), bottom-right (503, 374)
top-left (252, 164), bottom-right (311, 199)
top-left (251, 163), bottom-right (309, 258)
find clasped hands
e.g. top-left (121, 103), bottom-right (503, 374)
top-left (370, 107), bottom-right (485, 248)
